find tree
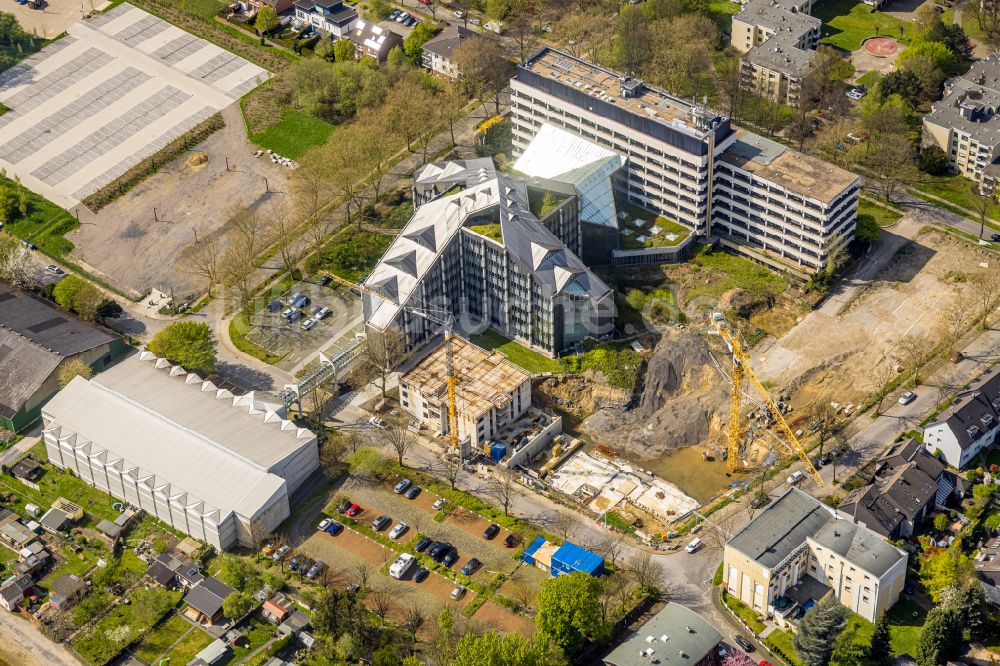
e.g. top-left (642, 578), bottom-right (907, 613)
top-left (968, 179), bottom-right (992, 239)
top-left (334, 38), bottom-right (356, 62)
top-left (348, 447), bottom-right (393, 483)
top-left (52, 274), bottom-right (86, 311)
top-left (0, 235), bottom-right (31, 287)
top-left (403, 22), bottom-right (436, 62)
top-left (452, 37), bottom-right (513, 114)
top-left (869, 613), bottom-right (893, 666)
top-left (855, 214), bottom-right (881, 244)
top-left (436, 451), bottom-right (463, 489)
top-left (810, 402), bottom-right (839, 457)
top-left (350, 329), bottom-right (406, 399)
top-left (381, 419), bottom-right (414, 466)
top-left (918, 146), bottom-right (949, 175)
top-left (216, 554), bottom-right (261, 592)
top-left (387, 45), bottom-right (407, 67)
top-left (879, 69), bottom-right (921, 105)
top-left (897, 333), bottom-right (936, 384)
top-left (181, 233), bottom-right (223, 296)
top-left (255, 6), bottom-right (280, 34)
top-left (147, 321), bottom-right (217, 374)
top-left (369, 0), bottom-right (393, 19)
top-left (933, 513), bottom-right (950, 532)
top-left (830, 622), bottom-right (869, 666)
top-left (535, 572), bottom-right (610, 655)
top-left (453, 631), bottom-right (566, 666)
top-left (868, 355), bottom-right (899, 416)
top-left (916, 607), bottom-right (962, 666)
top-left (937, 300), bottom-right (971, 360)
top-left (615, 5), bottom-right (651, 75)
top-left (793, 595), bottom-right (849, 666)
top-left (644, 15), bottom-right (718, 97)
top-left (851, 130), bottom-right (917, 201)
top-left (971, 271), bottom-right (1000, 330)
top-left (222, 592), bottom-right (253, 620)
top-left (58, 358), bottom-right (93, 388)
top-left (898, 40), bottom-right (955, 72)
top-left (940, 581), bottom-right (987, 638)
top-left (626, 550), bottom-right (663, 594)
top-left (919, 543), bottom-right (975, 602)
top-left (488, 467), bottom-right (518, 516)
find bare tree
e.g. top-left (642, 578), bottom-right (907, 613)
top-left (452, 36), bottom-right (514, 114)
top-left (181, 233), bottom-right (223, 296)
top-left (221, 204), bottom-right (272, 316)
top-left (972, 271), bottom-right (1000, 330)
top-left (510, 580), bottom-right (534, 611)
top-left (342, 432), bottom-right (365, 455)
top-left (810, 402), bottom-right (839, 457)
top-left (938, 300), bottom-right (972, 360)
top-left (382, 419), bottom-right (415, 466)
top-left (897, 333), bottom-right (937, 385)
top-left (597, 572), bottom-right (629, 625)
top-left (367, 586), bottom-right (395, 620)
top-left (627, 550), bottom-right (665, 594)
top-left (868, 355), bottom-right (900, 416)
top-left (435, 452), bottom-right (463, 489)
top-left (272, 214), bottom-right (300, 278)
top-left (969, 180), bottom-right (993, 240)
top-left (403, 603), bottom-right (426, 637)
top-left (551, 512), bottom-right (577, 542)
top-left (351, 560), bottom-right (376, 591)
top-left (350, 329), bottom-right (407, 400)
top-left (487, 467), bottom-right (518, 516)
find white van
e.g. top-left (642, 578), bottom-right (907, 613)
top-left (684, 538), bottom-right (701, 553)
top-left (787, 471), bottom-right (804, 485)
top-left (389, 553), bottom-right (416, 579)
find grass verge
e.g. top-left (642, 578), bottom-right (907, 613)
top-left (247, 108), bottom-right (336, 160)
top-left (764, 628), bottom-right (802, 666)
top-left (721, 591), bottom-right (766, 634)
top-left (859, 197), bottom-right (903, 227)
top-left (470, 330), bottom-right (561, 373)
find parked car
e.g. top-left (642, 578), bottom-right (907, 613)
top-left (898, 391), bottom-right (917, 405)
top-left (289, 556), bottom-right (300, 572)
top-left (369, 416), bottom-right (388, 429)
top-left (405, 16), bottom-right (417, 25)
top-left (337, 499), bottom-right (352, 513)
top-left (734, 635), bottom-right (754, 653)
top-left (786, 471), bottom-right (804, 485)
top-left (317, 518), bottom-right (331, 531)
top-left (315, 307), bottom-right (331, 320)
top-left (281, 308), bottom-right (303, 322)
top-left (503, 533), bottom-right (518, 548)
top-left (261, 543), bottom-right (275, 555)
top-left (404, 485), bottom-right (421, 500)
top-left (414, 566), bottom-right (430, 582)
top-left (482, 523), bottom-right (500, 540)
top-left (301, 318), bottom-right (317, 331)
top-left (415, 536), bottom-right (432, 552)
top-left (469, 17), bottom-right (480, 25)
top-left (320, 275), bottom-right (332, 286)
top-left (389, 8), bottom-right (401, 18)
top-left (453, 9), bottom-right (464, 17)
top-left (345, 503), bottom-right (362, 517)
top-left (991, 233), bottom-right (1000, 242)
top-left (442, 548), bottom-right (459, 566)
top-left (20, 240), bottom-right (36, 250)
top-left (346, 583), bottom-right (361, 593)
top-left (461, 558), bottom-right (481, 575)
top-left (450, 585), bottom-right (466, 600)
top-left (429, 542), bottom-right (453, 561)
top-left (432, 498), bottom-right (447, 510)
top-left (326, 521), bottom-right (344, 536)
top-left (45, 264), bottom-right (63, 274)
top-left (394, 478), bottom-right (412, 494)
top-left (684, 538), bottom-right (701, 553)
top-left (306, 560), bottom-right (326, 579)
top-left (273, 545), bottom-right (290, 561)
top-left (290, 293), bottom-right (310, 308)
top-left (389, 522), bottom-right (408, 539)
top-left (372, 515), bottom-right (391, 531)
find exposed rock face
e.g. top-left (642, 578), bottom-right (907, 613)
top-left (580, 331), bottom-right (728, 459)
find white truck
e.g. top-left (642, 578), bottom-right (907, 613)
top-left (389, 553), bottom-right (417, 580)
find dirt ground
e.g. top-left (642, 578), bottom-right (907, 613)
top-left (472, 600), bottom-right (536, 637)
top-left (69, 103), bottom-right (291, 299)
top-left (11, 0), bottom-right (83, 39)
top-left (753, 228), bottom-right (997, 411)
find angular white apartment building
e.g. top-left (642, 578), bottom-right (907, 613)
top-left (923, 366), bottom-right (1000, 469)
top-left (510, 48), bottom-right (859, 273)
top-left (41, 352), bottom-right (319, 551)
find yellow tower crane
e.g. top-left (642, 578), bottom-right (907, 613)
top-left (714, 318), bottom-right (823, 486)
top-left (321, 271), bottom-right (461, 452)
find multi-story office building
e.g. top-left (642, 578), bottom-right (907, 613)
top-left (922, 54), bottom-right (1000, 185)
top-left (724, 488), bottom-right (907, 624)
top-left (510, 48), bottom-right (859, 272)
top-left (364, 159), bottom-right (615, 357)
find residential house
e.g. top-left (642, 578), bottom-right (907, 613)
top-left (350, 20), bottom-right (403, 63)
top-left (923, 366), bottom-right (1000, 469)
top-left (49, 574), bottom-right (86, 611)
top-left (974, 535), bottom-right (1000, 605)
top-left (262, 593), bottom-right (294, 624)
top-left (0, 281), bottom-right (126, 433)
top-left (244, 0), bottom-right (294, 14)
top-left (184, 577), bottom-right (235, 625)
top-left (421, 25), bottom-right (477, 79)
top-left (836, 461), bottom-right (938, 540)
top-left (292, 0), bottom-right (358, 37)
top-left (602, 602), bottom-right (723, 666)
top-left (10, 458), bottom-right (41, 485)
top-left (723, 487), bottom-right (907, 624)
top-left (0, 575), bottom-right (33, 612)
top-left (145, 553), bottom-right (191, 588)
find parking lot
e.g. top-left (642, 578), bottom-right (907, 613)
top-left (246, 280), bottom-right (363, 370)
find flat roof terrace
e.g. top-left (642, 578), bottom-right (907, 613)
top-left (720, 130), bottom-right (858, 203)
top-left (520, 48), bottom-right (713, 138)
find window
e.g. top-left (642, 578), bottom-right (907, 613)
top-left (862, 596), bottom-right (870, 603)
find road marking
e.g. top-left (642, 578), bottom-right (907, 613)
top-left (902, 311), bottom-right (927, 337)
top-left (891, 296), bottom-right (910, 315)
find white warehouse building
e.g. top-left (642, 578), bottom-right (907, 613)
top-left (41, 352), bottom-right (319, 551)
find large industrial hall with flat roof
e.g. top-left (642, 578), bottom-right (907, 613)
top-left (41, 350), bottom-right (319, 550)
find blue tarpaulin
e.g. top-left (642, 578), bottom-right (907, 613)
top-left (551, 541), bottom-right (604, 577)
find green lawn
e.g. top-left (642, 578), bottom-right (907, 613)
top-left (2, 177), bottom-right (79, 257)
top-left (228, 616), bottom-right (276, 663)
top-left (846, 600), bottom-right (926, 658)
top-left (37, 544), bottom-right (103, 589)
top-left (914, 174), bottom-right (1000, 228)
top-left (162, 626), bottom-right (215, 665)
top-left (305, 227), bottom-right (394, 283)
top-left (812, 0), bottom-right (914, 51)
top-left (248, 109), bottom-right (336, 160)
top-left (131, 615), bottom-right (191, 665)
top-left (229, 313), bottom-right (285, 365)
top-left (470, 330), bottom-right (561, 373)
top-left (722, 592), bottom-right (767, 634)
top-left (764, 628), bottom-right (802, 666)
top-left (467, 223), bottom-right (503, 244)
top-left (0, 456), bottom-right (120, 528)
top-left (707, 0), bottom-right (741, 33)
top-left (621, 205), bottom-right (690, 249)
top-left (72, 588), bottom-right (182, 666)
top-left (859, 198), bottom-right (903, 227)
top-left (856, 70), bottom-right (882, 88)
top-left (685, 244), bottom-right (790, 301)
